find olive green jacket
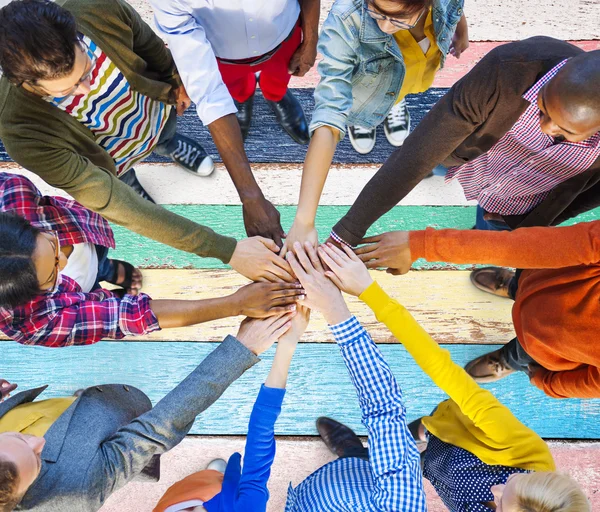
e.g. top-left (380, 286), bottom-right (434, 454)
top-left (0, 0), bottom-right (237, 263)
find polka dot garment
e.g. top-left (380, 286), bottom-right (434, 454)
top-left (422, 434), bottom-right (529, 511)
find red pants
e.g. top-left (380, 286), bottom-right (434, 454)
top-left (217, 23), bottom-right (302, 103)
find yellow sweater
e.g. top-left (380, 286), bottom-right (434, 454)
top-left (360, 281), bottom-right (555, 472)
top-left (0, 397), bottom-right (76, 437)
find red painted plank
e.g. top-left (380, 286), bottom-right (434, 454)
top-left (289, 40), bottom-right (600, 89)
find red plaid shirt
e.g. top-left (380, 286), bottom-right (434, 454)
top-left (446, 60), bottom-right (600, 215)
top-left (0, 173), bottom-right (160, 347)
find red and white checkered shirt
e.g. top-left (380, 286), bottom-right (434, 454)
top-left (0, 173), bottom-right (159, 347)
top-left (445, 60), bottom-right (600, 215)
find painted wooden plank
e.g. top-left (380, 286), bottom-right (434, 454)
top-left (294, 41), bottom-right (600, 89)
top-left (2, 341), bottom-right (599, 438)
top-left (105, 204), bottom-right (600, 269)
top-left (0, 88), bottom-right (448, 165)
top-left (0, 270), bottom-right (514, 344)
top-left (99, 437), bottom-right (600, 512)
top-left (1, 165), bottom-right (475, 206)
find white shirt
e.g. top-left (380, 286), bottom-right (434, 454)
top-left (61, 243), bottom-right (99, 293)
top-left (151, 0), bottom-right (300, 125)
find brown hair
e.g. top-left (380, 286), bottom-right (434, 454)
top-left (368, 0), bottom-right (433, 17)
top-left (0, 459), bottom-right (20, 512)
top-left (514, 472), bottom-right (590, 512)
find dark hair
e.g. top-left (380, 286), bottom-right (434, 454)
top-left (0, 0), bottom-right (79, 86)
top-left (0, 458), bottom-right (20, 512)
top-left (0, 213), bottom-right (42, 309)
top-left (369, 0), bottom-right (433, 17)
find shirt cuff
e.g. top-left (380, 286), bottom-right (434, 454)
top-left (257, 384), bottom-right (286, 407)
top-left (329, 316), bottom-right (364, 345)
top-left (329, 230), bottom-right (354, 248)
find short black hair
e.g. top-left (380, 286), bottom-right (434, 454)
top-left (0, 458), bottom-right (20, 512)
top-left (0, 0), bottom-right (79, 86)
top-left (0, 213), bottom-right (42, 309)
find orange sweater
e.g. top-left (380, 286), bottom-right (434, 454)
top-left (409, 221), bottom-right (600, 399)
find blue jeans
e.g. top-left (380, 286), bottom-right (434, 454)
top-left (93, 245), bottom-right (113, 290)
top-left (152, 107), bottom-right (179, 157)
top-left (475, 205), bottom-right (512, 231)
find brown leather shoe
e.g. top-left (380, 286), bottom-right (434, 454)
top-left (470, 267), bottom-right (515, 298)
top-left (465, 348), bottom-right (516, 383)
top-left (316, 417), bottom-right (364, 458)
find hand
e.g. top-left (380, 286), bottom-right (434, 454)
top-left (278, 304), bottom-right (311, 347)
top-left (318, 243), bottom-right (373, 297)
top-left (236, 313), bottom-right (295, 355)
top-left (354, 231), bottom-right (413, 276)
top-left (0, 380), bottom-right (17, 402)
top-left (231, 282), bottom-right (305, 318)
top-left (242, 196), bottom-right (286, 248)
top-left (285, 242), bottom-right (350, 324)
top-left (449, 14), bottom-right (469, 59)
top-left (288, 39), bottom-right (317, 77)
top-left (280, 220), bottom-right (318, 257)
top-left (229, 237), bottom-right (294, 283)
top-left (173, 83), bottom-right (192, 116)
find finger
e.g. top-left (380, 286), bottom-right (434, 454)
top-left (317, 246), bottom-right (342, 273)
top-left (323, 243), bottom-right (346, 267)
top-left (270, 288), bottom-right (306, 299)
top-left (258, 236), bottom-right (281, 253)
top-left (273, 317), bottom-right (294, 338)
top-left (271, 296), bottom-right (304, 307)
top-left (304, 242), bottom-right (324, 273)
top-left (366, 259), bottom-right (382, 269)
top-left (267, 256), bottom-right (295, 282)
top-left (268, 305), bottom-right (298, 315)
top-left (354, 243), bottom-right (379, 256)
top-left (324, 271), bottom-right (344, 290)
top-left (341, 243), bottom-right (362, 262)
top-left (272, 231), bottom-right (283, 249)
top-left (386, 267), bottom-right (402, 275)
top-left (267, 282), bottom-right (304, 292)
top-left (269, 311), bottom-right (295, 333)
top-left (360, 235), bottom-right (383, 244)
top-left (286, 252), bottom-right (309, 281)
top-left (326, 242), bottom-right (353, 263)
top-left (292, 242), bottom-right (315, 274)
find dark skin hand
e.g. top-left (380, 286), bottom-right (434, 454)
top-left (208, 114), bottom-right (285, 246)
top-left (288, 0), bottom-right (320, 76)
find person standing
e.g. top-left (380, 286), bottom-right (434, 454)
top-left (151, 0), bottom-right (320, 246)
top-left (0, 0), bottom-right (295, 283)
top-left (282, 0), bottom-right (468, 253)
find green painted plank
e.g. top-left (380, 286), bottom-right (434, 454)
top-left (109, 205), bottom-right (600, 269)
top-left (1, 341), bottom-right (598, 438)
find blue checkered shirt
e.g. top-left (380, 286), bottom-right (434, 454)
top-left (285, 316), bottom-right (427, 511)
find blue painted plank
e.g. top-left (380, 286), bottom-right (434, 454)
top-left (1, 341), bottom-right (598, 438)
top-left (108, 204), bottom-right (600, 269)
top-left (0, 88), bottom-right (447, 165)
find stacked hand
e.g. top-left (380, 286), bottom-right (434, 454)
top-left (231, 282), bottom-right (305, 317)
top-left (280, 220), bottom-right (318, 258)
top-left (236, 313), bottom-right (295, 355)
top-left (230, 237), bottom-right (294, 283)
top-left (318, 242), bottom-right (373, 296)
top-left (354, 231), bottom-right (413, 275)
top-left (0, 379), bottom-right (17, 402)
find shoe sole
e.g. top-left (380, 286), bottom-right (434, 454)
top-left (348, 131), bottom-right (376, 154)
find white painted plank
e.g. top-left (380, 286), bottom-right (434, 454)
top-left (0, 164), bottom-right (474, 206)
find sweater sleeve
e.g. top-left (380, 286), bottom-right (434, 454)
top-left (409, 221), bottom-right (600, 268)
top-left (234, 385), bottom-right (285, 511)
top-left (359, 281), bottom-right (540, 448)
top-left (531, 366), bottom-right (600, 399)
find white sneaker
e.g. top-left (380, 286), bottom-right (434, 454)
top-left (384, 99), bottom-right (411, 147)
top-left (348, 125), bottom-right (376, 154)
top-left (206, 458), bottom-right (227, 473)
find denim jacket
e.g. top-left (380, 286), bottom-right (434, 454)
top-left (310, 0), bottom-right (464, 138)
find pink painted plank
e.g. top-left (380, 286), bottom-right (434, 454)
top-left (289, 40), bottom-right (600, 89)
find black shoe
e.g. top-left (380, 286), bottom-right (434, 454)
top-left (234, 92), bottom-right (255, 142)
top-left (168, 134), bottom-right (215, 177)
top-left (316, 417), bottom-right (364, 458)
top-left (119, 169), bottom-right (156, 204)
top-left (265, 89), bottom-right (309, 144)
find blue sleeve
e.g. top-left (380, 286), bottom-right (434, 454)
top-left (234, 384), bottom-right (285, 511)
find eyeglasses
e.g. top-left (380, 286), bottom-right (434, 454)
top-left (27, 40), bottom-right (97, 103)
top-left (39, 231), bottom-right (61, 294)
top-left (365, 2), bottom-right (427, 30)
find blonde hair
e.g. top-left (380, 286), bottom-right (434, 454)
top-left (514, 472), bottom-right (590, 512)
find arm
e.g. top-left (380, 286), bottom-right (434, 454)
top-left (150, 2), bottom-right (283, 243)
top-left (356, 222), bottom-right (600, 273)
top-left (332, 48), bottom-right (504, 246)
top-left (531, 366), bottom-right (600, 399)
top-left (287, 0), bottom-right (320, 76)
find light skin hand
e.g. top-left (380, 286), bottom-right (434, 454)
top-left (0, 380), bottom-right (17, 402)
top-left (173, 83), bottom-right (192, 116)
top-left (231, 282), bottom-right (305, 318)
top-left (229, 237), bottom-right (295, 283)
top-left (318, 243), bottom-right (373, 297)
top-left (449, 14), bottom-right (469, 59)
top-left (285, 242), bottom-right (351, 325)
top-left (280, 220), bottom-right (318, 258)
top-left (354, 231), bottom-right (413, 275)
top-left (236, 313), bottom-right (295, 356)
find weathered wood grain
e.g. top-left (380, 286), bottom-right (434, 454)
top-left (2, 341), bottom-right (599, 438)
top-left (0, 269), bottom-right (514, 344)
top-left (99, 437), bottom-right (600, 512)
top-left (105, 204), bottom-right (600, 269)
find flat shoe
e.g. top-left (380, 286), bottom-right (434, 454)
top-left (470, 267), bottom-right (515, 298)
top-left (464, 348), bottom-right (515, 383)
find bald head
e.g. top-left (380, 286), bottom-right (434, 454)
top-left (538, 51), bottom-right (600, 142)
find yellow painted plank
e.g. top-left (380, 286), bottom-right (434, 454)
top-left (0, 269), bottom-right (514, 344)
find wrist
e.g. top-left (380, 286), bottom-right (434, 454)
top-left (293, 213), bottom-right (315, 228)
top-left (323, 301), bottom-right (352, 325)
top-left (224, 294), bottom-right (242, 317)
